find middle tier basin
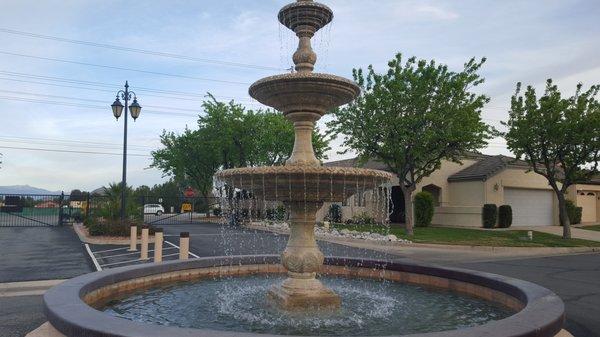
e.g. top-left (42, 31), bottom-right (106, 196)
top-left (214, 166), bottom-right (394, 203)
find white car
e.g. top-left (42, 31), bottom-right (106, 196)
top-left (143, 204), bottom-right (165, 216)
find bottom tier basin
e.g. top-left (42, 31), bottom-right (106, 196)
top-left (43, 256), bottom-right (565, 337)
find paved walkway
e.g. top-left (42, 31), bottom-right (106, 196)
top-left (518, 226), bottom-right (600, 242)
top-left (0, 226), bottom-right (92, 283)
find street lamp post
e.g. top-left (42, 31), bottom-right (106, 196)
top-left (111, 81), bottom-right (142, 225)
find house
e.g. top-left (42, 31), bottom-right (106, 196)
top-left (317, 153), bottom-right (600, 227)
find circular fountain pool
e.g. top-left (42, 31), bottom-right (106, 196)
top-left (102, 274), bottom-right (511, 336)
top-left (44, 256), bottom-right (565, 337)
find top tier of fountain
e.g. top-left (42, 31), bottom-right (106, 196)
top-left (215, 0), bottom-right (392, 202)
top-left (250, 0), bottom-right (360, 117)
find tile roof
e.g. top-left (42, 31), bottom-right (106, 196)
top-left (324, 153), bottom-right (532, 182)
top-left (447, 155), bottom-right (530, 182)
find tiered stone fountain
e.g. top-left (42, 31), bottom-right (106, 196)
top-left (40, 2), bottom-right (566, 336)
top-left (215, 0), bottom-right (393, 311)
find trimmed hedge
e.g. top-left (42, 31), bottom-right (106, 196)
top-left (327, 204), bottom-right (343, 223)
top-left (566, 200), bottom-right (582, 225)
top-left (498, 205), bottom-right (513, 228)
top-left (482, 204), bottom-right (498, 228)
top-left (414, 192), bottom-right (434, 227)
top-left (86, 221), bottom-right (154, 237)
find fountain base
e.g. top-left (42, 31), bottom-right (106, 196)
top-left (267, 277), bottom-right (341, 311)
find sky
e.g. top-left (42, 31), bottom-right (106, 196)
top-left (0, 0), bottom-right (599, 192)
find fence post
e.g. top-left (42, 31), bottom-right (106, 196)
top-left (85, 192), bottom-right (91, 220)
top-left (140, 195), bottom-right (145, 222)
top-left (58, 192), bottom-right (65, 226)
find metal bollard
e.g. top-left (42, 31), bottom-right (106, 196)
top-left (179, 232), bottom-right (190, 260)
top-left (154, 228), bottom-right (163, 263)
top-left (140, 225), bottom-right (149, 260)
top-left (128, 224), bottom-right (138, 251)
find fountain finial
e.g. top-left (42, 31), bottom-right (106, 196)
top-left (279, 1), bottom-right (333, 73)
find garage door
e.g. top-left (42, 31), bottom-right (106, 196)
top-left (504, 188), bottom-right (554, 226)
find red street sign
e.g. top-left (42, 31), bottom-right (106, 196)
top-left (183, 187), bottom-right (196, 198)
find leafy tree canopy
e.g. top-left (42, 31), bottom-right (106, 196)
top-left (151, 95), bottom-right (330, 197)
top-left (503, 79), bottom-right (600, 238)
top-left (328, 53), bottom-right (494, 235)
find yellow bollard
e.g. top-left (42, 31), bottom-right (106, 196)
top-left (128, 224), bottom-right (137, 251)
top-left (140, 225), bottom-right (149, 260)
top-left (154, 228), bottom-right (163, 263)
top-left (179, 232), bottom-right (190, 260)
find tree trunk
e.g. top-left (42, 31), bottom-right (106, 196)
top-left (400, 185), bottom-right (415, 236)
top-left (556, 192), bottom-right (571, 239)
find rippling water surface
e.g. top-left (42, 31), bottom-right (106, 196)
top-left (103, 275), bottom-right (512, 336)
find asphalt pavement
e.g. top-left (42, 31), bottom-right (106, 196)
top-left (2, 223), bottom-right (599, 337)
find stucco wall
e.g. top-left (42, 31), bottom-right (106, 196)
top-left (570, 184), bottom-right (600, 223)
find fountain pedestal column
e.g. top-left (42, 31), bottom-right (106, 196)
top-left (267, 201), bottom-right (341, 310)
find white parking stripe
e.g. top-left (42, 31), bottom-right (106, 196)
top-left (85, 244), bottom-right (102, 271)
top-left (164, 240), bottom-right (200, 258)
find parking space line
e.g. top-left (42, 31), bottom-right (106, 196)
top-left (99, 258), bottom-right (144, 268)
top-left (92, 246), bottom-right (129, 254)
top-left (84, 244), bottom-right (102, 271)
top-left (164, 240), bottom-right (200, 258)
top-left (98, 247), bottom-right (176, 259)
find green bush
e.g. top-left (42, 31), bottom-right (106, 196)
top-left (266, 205), bottom-right (287, 221)
top-left (566, 200), bottom-right (582, 225)
top-left (348, 212), bottom-right (376, 226)
top-left (498, 205), bottom-right (512, 228)
top-left (482, 204), bottom-right (497, 228)
top-left (85, 218), bottom-right (151, 237)
top-left (414, 192), bottom-right (434, 227)
top-left (327, 204), bottom-right (342, 223)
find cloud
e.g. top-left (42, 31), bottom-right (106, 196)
top-left (414, 4), bottom-right (459, 20)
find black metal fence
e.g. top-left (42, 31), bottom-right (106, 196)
top-left (140, 196), bottom-right (220, 226)
top-left (85, 194), bottom-right (221, 226)
top-left (0, 193), bottom-right (83, 227)
top-left (0, 193), bottom-right (222, 227)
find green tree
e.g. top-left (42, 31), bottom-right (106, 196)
top-left (151, 127), bottom-right (220, 199)
top-left (503, 80), bottom-right (600, 239)
top-left (100, 182), bottom-right (138, 221)
top-left (151, 95), bottom-right (330, 197)
top-left (328, 54), bottom-right (493, 235)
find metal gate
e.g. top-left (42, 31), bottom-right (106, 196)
top-left (141, 196), bottom-right (220, 226)
top-left (0, 193), bottom-right (70, 227)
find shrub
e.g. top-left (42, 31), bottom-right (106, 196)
top-left (565, 200), bottom-right (582, 225)
top-left (327, 204), bottom-right (342, 223)
top-left (482, 204), bottom-right (497, 228)
top-left (85, 218), bottom-right (152, 237)
top-left (498, 205), bottom-right (512, 228)
top-left (212, 207), bottom-right (222, 216)
top-left (266, 205), bottom-right (287, 221)
top-left (414, 192), bottom-right (434, 227)
top-left (349, 212), bottom-right (376, 226)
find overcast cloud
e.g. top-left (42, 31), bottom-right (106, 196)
top-left (0, 0), bottom-right (598, 191)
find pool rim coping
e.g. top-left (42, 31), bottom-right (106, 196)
top-left (43, 255), bottom-right (565, 337)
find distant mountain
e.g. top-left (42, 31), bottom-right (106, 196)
top-left (0, 185), bottom-right (62, 195)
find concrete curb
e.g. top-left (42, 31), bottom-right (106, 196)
top-left (246, 224), bottom-right (600, 254)
top-left (0, 279), bottom-right (64, 297)
top-left (73, 223), bottom-right (155, 245)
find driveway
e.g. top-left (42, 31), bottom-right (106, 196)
top-left (0, 226), bottom-right (92, 283)
top-left (517, 226), bottom-right (600, 242)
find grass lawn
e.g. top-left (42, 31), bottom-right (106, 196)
top-left (580, 225), bottom-right (600, 232)
top-left (330, 223), bottom-right (600, 247)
